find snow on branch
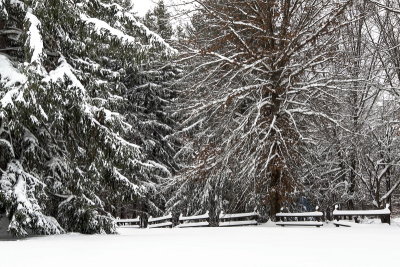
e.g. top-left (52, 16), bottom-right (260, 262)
top-left (80, 13), bottom-right (137, 45)
top-left (25, 9), bottom-right (45, 69)
top-left (380, 179), bottom-right (400, 203)
top-left (0, 55), bottom-right (27, 87)
top-left (0, 0), bottom-right (7, 19)
top-left (99, 2), bottom-right (177, 56)
top-left (43, 56), bottom-right (85, 95)
top-left (0, 55), bottom-right (27, 108)
top-left (80, 11), bottom-right (176, 59)
top-left (113, 168), bottom-right (141, 194)
top-left (0, 138), bottom-right (14, 157)
top-left (9, 0), bottom-right (25, 10)
top-left (148, 160), bottom-right (172, 177)
top-left (367, 0), bottom-right (400, 13)
top-left (1, 161), bottom-right (64, 236)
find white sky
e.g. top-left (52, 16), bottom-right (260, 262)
top-left (132, 0), bottom-right (156, 16)
top-left (131, 0), bottom-right (194, 24)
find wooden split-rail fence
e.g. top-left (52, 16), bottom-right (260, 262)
top-left (332, 204), bottom-right (391, 227)
top-left (276, 207), bottom-right (324, 227)
top-left (115, 205), bottom-right (392, 229)
top-left (115, 210), bottom-right (260, 229)
top-left (275, 205), bottom-right (391, 227)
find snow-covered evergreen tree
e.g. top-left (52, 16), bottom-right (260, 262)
top-left (0, 0), bottom-right (176, 236)
top-left (120, 61), bottom-right (182, 215)
top-left (121, 1), bottom-right (183, 215)
top-left (143, 0), bottom-right (174, 41)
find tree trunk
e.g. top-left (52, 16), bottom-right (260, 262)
top-left (0, 20), bottom-right (6, 50)
top-left (269, 165), bottom-right (282, 219)
top-left (347, 156), bottom-right (356, 210)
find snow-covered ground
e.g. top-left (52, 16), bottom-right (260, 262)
top-left (1, 221), bottom-right (400, 267)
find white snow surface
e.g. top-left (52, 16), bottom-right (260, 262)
top-left (219, 220), bottom-right (258, 226)
top-left (147, 222), bottom-right (173, 228)
top-left (1, 223), bottom-right (400, 267)
top-left (175, 221), bottom-right (209, 228)
top-left (276, 221), bottom-right (324, 226)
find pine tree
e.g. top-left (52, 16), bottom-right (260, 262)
top-left (143, 0), bottom-right (173, 40)
top-left (0, 0), bottom-right (176, 236)
top-left (121, 1), bottom-right (183, 216)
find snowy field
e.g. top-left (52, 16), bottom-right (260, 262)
top-left (1, 221), bottom-right (400, 267)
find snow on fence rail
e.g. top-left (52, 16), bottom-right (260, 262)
top-left (219, 211), bottom-right (259, 227)
top-left (333, 204), bottom-right (391, 226)
top-left (276, 207), bottom-right (324, 227)
top-left (115, 216), bottom-right (140, 228)
top-left (333, 204), bottom-right (391, 216)
top-left (176, 211), bottom-right (210, 228)
top-left (275, 211), bottom-right (323, 217)
top-left (148, 213), bottom-right (173, 229)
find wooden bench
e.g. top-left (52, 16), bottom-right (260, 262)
top-left (176, 211), bottom-right (210, 228)
top-left (115, 216), bottom-right (141, 228)
top-left (219, 211), bottom-right (259, 227)
top-left (147, 213), bottom-right (173, 229)
top-left (276, 207), bottom-right (324, 227)
top-left (332, 204), bottom-right (391, 227)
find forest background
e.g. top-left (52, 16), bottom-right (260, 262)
top-left (1, 0), bottom-right (400, 236)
